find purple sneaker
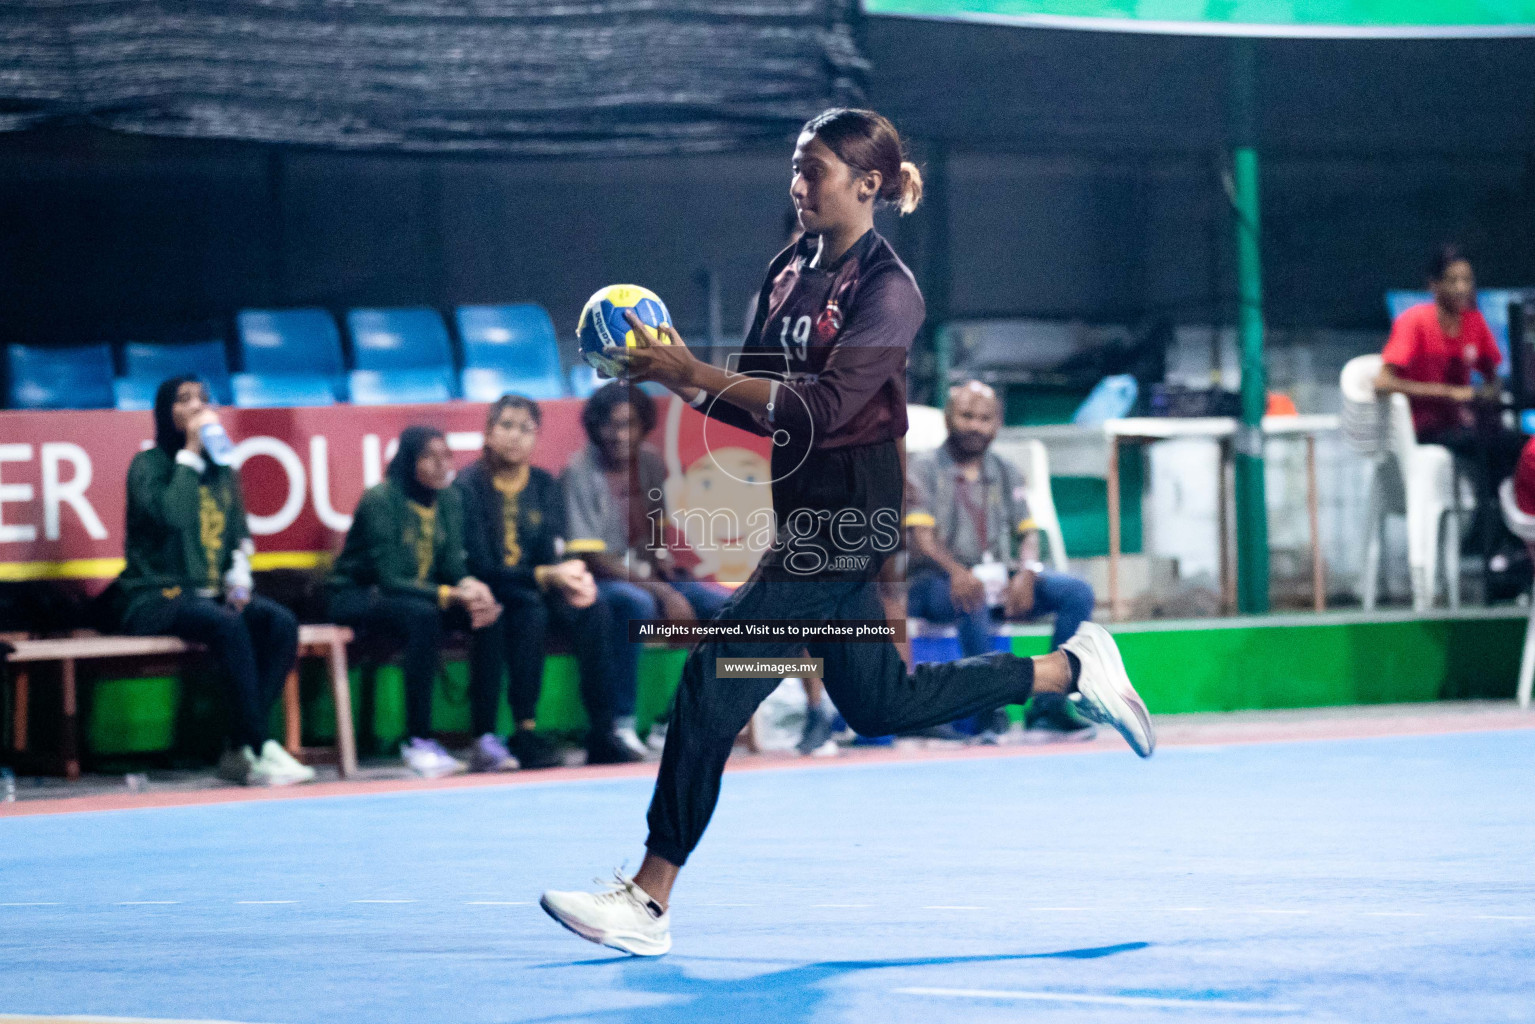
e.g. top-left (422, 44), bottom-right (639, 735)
top-left (467, 733), bottom-right (519, 773)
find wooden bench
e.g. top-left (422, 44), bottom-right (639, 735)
top-left (4, 624), bottom-right (356, 780)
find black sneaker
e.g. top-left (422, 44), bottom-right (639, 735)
top-left (796, 703), bottom-right (837, 756)
top-left (586, 732), bottom-right (645, 765)
top-left (510, 729), bottom-right (564, 770)
top-left (1021, 692), bottom-right (1098, 745)
top-left (973, 707), bottom-right (1015, 745)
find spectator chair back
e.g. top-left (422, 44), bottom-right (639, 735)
top-left (344, 307), bottom-right (457, 404)
top-left (1340, 354), bottom-right (1463, 612)
top-left (1340, 354), bottom-right (1390, 459)
top-left (905, 404), bottom-right (948, 454)
top-left (6, 343), bottom-right (115, 410)
top-left (456, 304), bottom-right (566, 401)
top-left (234, 309), bottom-right (346, 406)
top-left (118, 340), bottom-right (233, 409)
top-left (1018, 438), bottom-right (1070, 573)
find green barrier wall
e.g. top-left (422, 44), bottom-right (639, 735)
top-left (67, 612), bottom-right (1526, 761)
top-left (1009, 614), bottom-right (1524, 711)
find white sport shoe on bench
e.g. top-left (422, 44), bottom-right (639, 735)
top-left (1062, 622), bottom-right (1155, 758)
top-left (541, 871), bottom-right (672, 956)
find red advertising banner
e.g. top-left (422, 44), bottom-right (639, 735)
top-left (0, 396), bottom-right (772, 584)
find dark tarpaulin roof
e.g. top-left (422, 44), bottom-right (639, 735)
top-left (0, 0), bottom-right (867, 155)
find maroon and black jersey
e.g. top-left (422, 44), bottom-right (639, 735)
top-left (706, 229), bottom-right (925, 451)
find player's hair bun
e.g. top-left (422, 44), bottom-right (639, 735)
top-left (803, 108), bottom-right (923, 216)
top-left (897, 161), bottom-right (923, 216)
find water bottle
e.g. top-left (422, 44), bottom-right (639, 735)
top-left (1073, 374), bottom-right (1139, 425)
top-left (973, 552), bottom-right (1009, 609)
top-left (199, 421), bottom-right (236, 466)
top-left (1, 766), bottom-right (15, 803)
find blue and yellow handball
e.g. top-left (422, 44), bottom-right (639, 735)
top-left (577, 284), bottom-right (672, 377)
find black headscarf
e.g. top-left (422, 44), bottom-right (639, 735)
top-left (153, 375), bottom-right (205, 456)
top-left (388, 425), bottom-right (446, 507)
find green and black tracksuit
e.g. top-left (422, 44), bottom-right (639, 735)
top-left (116, 446), bottom-right (298, 751)
top-left (326, 477), bottom-right (501, 741)
top-left (456, 457), bottom-right (617, 740)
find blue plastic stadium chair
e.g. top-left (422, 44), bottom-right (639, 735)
top-left (569, 363), bottom-right (601, 399)
top-left (119, 340), bottom-right (233, 407)
top-left (460, 365), bottom-right (566, 403)
top-left (112, 377), bottom-right (159, 412)
top-left (237, 307), bottom-right (345, 378)
top-left (456, 304), bottom-right (567, 399)
top-left (1384, 289), bottom-right (1430, 323)
top-left (348, 368), bottom-right (456, 406)
top-left (231, 372), bottom-right (338, 408)
top-left (6, 343), bottom-right (115, 410)
top-left (346, 307), bottom-right (455, 376)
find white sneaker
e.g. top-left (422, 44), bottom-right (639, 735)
top-left (612, 722), bottom-right (650, 760)
top-left (1062, 622), bottom-right (1155, 757)
top-left (645, 721), bottom-right (668, 754)
top-left (257, 740), bottom-right (317, 786)
top-left (541, 871), bottom-right (672, 956)
top-left (400, 737), bottom-right (467, 779)
top-left (217, 746), bottom-right (258, 785)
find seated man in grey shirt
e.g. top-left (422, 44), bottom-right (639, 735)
top-left (905, 381), bottom-right (1097, 742)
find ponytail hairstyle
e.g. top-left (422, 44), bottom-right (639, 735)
top-left (802, 108), bottom-right (923, 216)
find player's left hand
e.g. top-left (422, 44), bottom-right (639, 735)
top-left (622, 311), bottom-right (698, 391)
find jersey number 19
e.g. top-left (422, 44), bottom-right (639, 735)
top-left (779, 315), bottom-right (811, 363)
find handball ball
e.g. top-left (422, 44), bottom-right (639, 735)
top-left (577, 284), bottom-right (672, 377)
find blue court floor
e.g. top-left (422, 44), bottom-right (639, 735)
top-left (3, 729), bottom-right (1533, 1024)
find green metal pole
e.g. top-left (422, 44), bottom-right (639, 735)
top-left (934, 326), bottom-right (952, 410)
top-left (1230, 38), bottom-right (1269, 614)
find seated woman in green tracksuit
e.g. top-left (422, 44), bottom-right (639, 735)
top-left (326, 425), bottom-right (503, 778)
top-left (116, 375), bottom-right (312, 787)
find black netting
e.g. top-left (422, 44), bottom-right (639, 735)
top-left (0, 0), bottom-right (867, 154)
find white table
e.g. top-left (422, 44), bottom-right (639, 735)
top-left (1103, 415), bottom-right (1340, 620)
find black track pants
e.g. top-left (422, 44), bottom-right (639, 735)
top-left (643, 571), bottom-right (1034, 867)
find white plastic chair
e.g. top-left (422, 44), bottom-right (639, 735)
top-left (1019, 438), bottom-right (1070, 572)
top-left (1498, 478), bottom-right (1535, 709)
top-left (905, 403), bottom-right (948, 454)
top-left (1340, 354), bottom-right (1463, 611)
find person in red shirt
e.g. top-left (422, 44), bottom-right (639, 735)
top-left (1376, 244), bottom-right (1524, 566)
top-left (1515, 438), bottom-right (1535, 518)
